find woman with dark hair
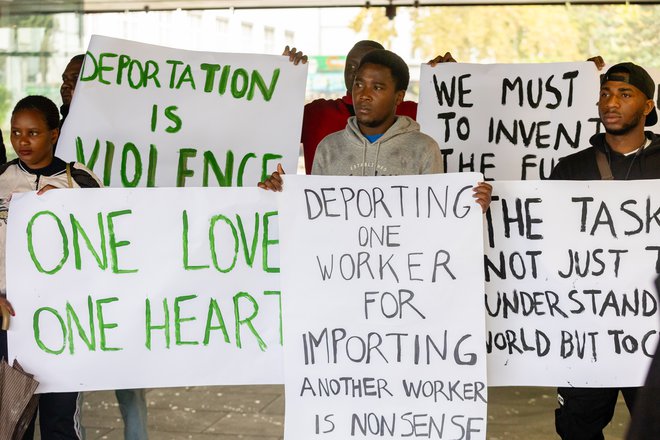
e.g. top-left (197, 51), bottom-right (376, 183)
top-left (0, 95), bottom-right (101, 440)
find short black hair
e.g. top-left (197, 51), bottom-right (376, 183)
top-left (13, 95), bottom-right (61, 130)
top-left (69, 53), bottom-right (85, 64)
top-left (358, 49), bottom-right (410, 92)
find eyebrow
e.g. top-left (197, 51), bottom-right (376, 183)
top-left (355, 76), bottom-right (387, 85)
top-left (600, 85), bottom-right (635, 92)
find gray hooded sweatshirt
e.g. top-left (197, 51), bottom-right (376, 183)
top-left (311, 115), bottom-right (444, 176)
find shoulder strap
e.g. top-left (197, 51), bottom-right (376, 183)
top-left (595, 150), bottom-right (613, 180)
top-left (66, 163), bottom-right (73, 188)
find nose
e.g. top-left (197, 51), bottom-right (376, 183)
top-left (357, 86), bottom-right (372, 101)
top-left (62, 83), bottom-right (73, 97)
top-left (18, 133), bottom-right (29, 145)
top-left (602, 94), bottom-right (620, 108)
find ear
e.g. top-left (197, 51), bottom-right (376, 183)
top-left (395, 90), bottom-right (405, 106)
top-left (644, 99), bottom-right (655, 117)
top-left (50, 127), bottom-right (60, 148)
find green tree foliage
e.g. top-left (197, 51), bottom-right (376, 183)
top-left (355, 5), bottom-right (660, 67)
top-left (570, 5), bottom-right (660, 68)
top-left (413, 6), bottom-right (583, 63)
top-left (349, 8), bottom-right (398, 49)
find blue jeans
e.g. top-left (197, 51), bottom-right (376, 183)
top-left (115, 389), bottom-right (148, 440)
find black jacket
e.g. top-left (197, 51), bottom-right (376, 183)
top-left (550, 131), bottom-right (660, 181)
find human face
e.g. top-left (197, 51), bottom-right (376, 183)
top-left (344, 45), bottom-right (377, 93)
top-left (11, 109), bottom-right (58, 169)
top-left (60, 57), bottom-right (83, 107)
top-left (352, 63), bottom-right (404, 137)
top-left (598, 78), bottom-right (653, 136)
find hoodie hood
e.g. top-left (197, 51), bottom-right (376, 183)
top-left (312, 116), bottom-right (443, 176)
top-left (345, 114), bottom-right (421, 147)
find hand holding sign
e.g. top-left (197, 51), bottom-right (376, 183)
top-left (258, 163), bottom-right (285, 192)
top-left (282, 45), bottom-right (308, 65)
top-left (473, 181), bottom-right (493, 213)
top-left (0, 297), bottom-right (13, 330)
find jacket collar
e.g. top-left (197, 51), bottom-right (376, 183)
top-left (18, 157), bottom-right (66, 176)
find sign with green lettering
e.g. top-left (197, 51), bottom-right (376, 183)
top-left (6, 188), bottom-right (283, 392)
top-left (57, 35), bottom-right (308, 188)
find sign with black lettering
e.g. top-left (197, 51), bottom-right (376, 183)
top-left (58, 35), bottom-right (307, 188)
top-left (278, 173), bottom-right (488, 440)
top-left (418, 63), bottom-right (600, 180)
top-left (485, 181), bottom-right (660, 386)
top-left (6, 188), bottom-right (283, 392)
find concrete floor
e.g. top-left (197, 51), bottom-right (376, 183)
top-left (68, 386), bottom-right (631, 440)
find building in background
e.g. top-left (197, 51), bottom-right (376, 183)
top-left (0, 7), bottom-right (421, 137)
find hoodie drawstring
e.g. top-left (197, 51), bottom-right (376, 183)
top-left (374, 141), bottom-right (382, 176)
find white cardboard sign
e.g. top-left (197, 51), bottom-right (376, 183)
top-left (58, 35), bottom-right (307, 188)
top-left (418, 62), bottom-right (601, 181)
top-left (7, 187), bottom-right (283, 392)
top-left (278, 173), bottom-right (488, 440)
top-left (485, 180), bottom-right (660, 386)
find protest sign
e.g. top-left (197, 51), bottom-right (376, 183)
top-left (641, 66), bottom-right (659, 132)
top-left (418, 62), bottom-right (601, 180)
top-left (6, 188), bottom-right (283, 393)
top-left (57, 35), bottom-right (307, 188)
top-left (485, 180), bottom-right (660, 387)
top-left (278, 173), bottom-right (488, 440)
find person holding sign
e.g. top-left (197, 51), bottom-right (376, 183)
top-left (260, 48), bottom-right (491, 211)
top-left (300, 40), bottom-right (456, 175)
top-left (60, 54), bottom-right (85, 123)
top-left (551, 62), bottom-right (660, 440)
top-left (0, 95), bottom-right (102, 439)
top-left (57, 52), bottom-right (151, 440)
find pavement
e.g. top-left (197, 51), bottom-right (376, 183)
top-left (58, 386), bottom-right (631, 440)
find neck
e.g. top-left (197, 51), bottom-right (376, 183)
top-left (358, 116), bottom-right (396, 137)
top-left (605, 129), bottom-right (647, 155)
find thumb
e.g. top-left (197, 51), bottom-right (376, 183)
top-left (277, 163), bottom-right (285, 175)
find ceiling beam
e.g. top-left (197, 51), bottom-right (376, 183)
top-left (0, 0), bottom-right (658, 16)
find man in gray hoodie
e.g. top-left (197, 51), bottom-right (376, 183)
top-left (312, 49), bottom-right (444, 177)
top-left (259, 49), bottom-right (491, 211)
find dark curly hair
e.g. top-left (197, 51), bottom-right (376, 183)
top-left (12, 95), bottom-right (60, 131)
top-left (358, 49), bottom-right (410, 92)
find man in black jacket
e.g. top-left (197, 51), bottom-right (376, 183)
top-left (551, 62), bottom-right (659, 440)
